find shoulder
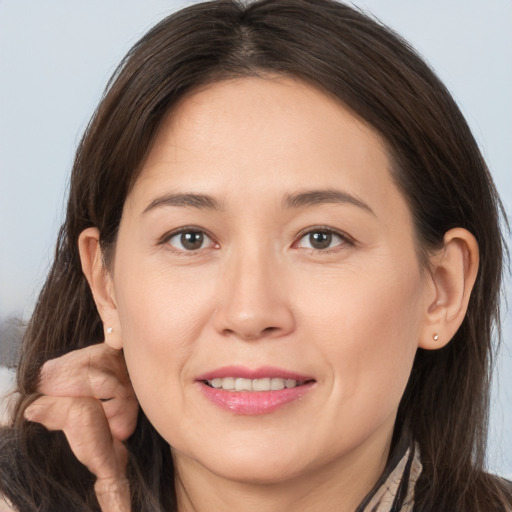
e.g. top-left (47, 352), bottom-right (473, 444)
top-left (0, 425), bottom-right (98, 512)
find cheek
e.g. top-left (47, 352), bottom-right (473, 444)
top-left (116, 258), bottom-right (216, 338)
top-left (302, 260), bottom-right (424, 412)
top-left (113, 263), bottom-right (218, 409)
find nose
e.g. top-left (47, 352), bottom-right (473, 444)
top-left (212, 247), bottom-right (295, 341)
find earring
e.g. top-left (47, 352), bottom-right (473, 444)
top-left (433, 333), bottom-right (439, 341)
top-left (106, 327), bottom-right (113, 334)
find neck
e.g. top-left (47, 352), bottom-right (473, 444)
top-left (173, 424), bottom-right (393, 512)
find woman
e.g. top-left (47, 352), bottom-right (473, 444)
top-left (0, 0), bottom-right (510, 510)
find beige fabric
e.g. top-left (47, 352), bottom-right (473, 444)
top-left (361, 443), bottom-right (422, 512)
top-left (0, 497), bottom-right (15, 512)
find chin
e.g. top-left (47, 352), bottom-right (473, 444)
top-left (203, 453), bottom-right (307, 485)
top-left (172, 435), bottom-right (313, 485)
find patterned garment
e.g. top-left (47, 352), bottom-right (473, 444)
top-left (356, 433), bottom-right (422, 512)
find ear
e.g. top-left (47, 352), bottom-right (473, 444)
top-left (419, 228), bottom-right (479, 350)
top-left (78, 227), bottom-right (123, 349)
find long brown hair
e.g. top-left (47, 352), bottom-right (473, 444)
top-left (1, 0), bottom-right (509, 510)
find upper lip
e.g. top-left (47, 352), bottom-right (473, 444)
top-left (195, 365), bottom-right (315, 382)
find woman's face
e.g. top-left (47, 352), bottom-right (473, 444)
top-left (111, 77), bottom-right (432, 484)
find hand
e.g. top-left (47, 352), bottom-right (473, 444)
top-left (24, 343), bottom-right (138, 512)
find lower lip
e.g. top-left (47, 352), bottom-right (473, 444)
top-left (198, 382), bottom-right (315, 415)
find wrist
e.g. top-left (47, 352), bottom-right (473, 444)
top-left (94, 476), bottom-right (129, 493)
top-left (94, 477), bottom-right (131, 512)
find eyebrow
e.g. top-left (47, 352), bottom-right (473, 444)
top-left (283, 189), bottom-right (375, 215)
top-left (142, 188), bottom-right (375, 216)
top-left (142, 193), bottom-right (223, 214)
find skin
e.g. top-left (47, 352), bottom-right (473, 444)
top-left (27, 76), bottom-right (479, 512)
top-left (26, 344), bottom-right (135, 511)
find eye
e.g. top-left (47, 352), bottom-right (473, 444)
top-left (165, 229), bottom-right (216, 252)
top-left (295, 228), bottom-right (349, 251)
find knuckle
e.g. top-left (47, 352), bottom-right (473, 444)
top-left (67, 399), bottom-right (102, 430)
top-left (88, 367), bottom-right (114, 398)
top-left (37, 359), bottom-right (55, 388)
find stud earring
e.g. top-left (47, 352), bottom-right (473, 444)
top-left (433, 333), bottom-right (439, 341)
top-left (106, 327), bottom-right (113, 334)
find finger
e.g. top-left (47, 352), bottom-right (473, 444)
top-left (25, 395), bottom-right (126, 481)
top-left (37, 343), bottom-right (139, 441)
top-left (101, 394), bottom-right (139, 441)
top-left (25, 396), bottom-right (131, 511)
top-left (39, 343), bottom-right (133, 400)
top-left (41, 365), bottom-right (134, 402)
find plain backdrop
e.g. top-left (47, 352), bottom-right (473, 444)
top-left (0, 0), bottom-right (511, 476)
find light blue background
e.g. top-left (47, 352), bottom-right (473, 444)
top-left (0, 1), bottom-right (510, 476)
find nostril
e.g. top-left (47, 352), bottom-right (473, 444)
top-left (212, 297), bottom-right (295, 341)
top-left (240, 326), bottom-right (281, 341)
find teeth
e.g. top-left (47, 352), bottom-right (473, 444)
top-left (208, 377), bottom-right (299, 391)
top-left (235, 378), bottom-right (252, 391)
top-left (270, 378), bottom-right (285, 390)
top-left (253, 378), bottom-right (271, 391)
top-left (211, 377), bottom-right (234, 390)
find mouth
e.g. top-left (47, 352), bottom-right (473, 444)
top-left (202, 377), bottom-right (312, 391)
top-left (196, 367), bottom-right (316, 415)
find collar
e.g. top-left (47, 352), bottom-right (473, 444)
top-left (356, 429), bottom-right (422, 512)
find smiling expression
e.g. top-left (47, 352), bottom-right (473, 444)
top-left (108, 76), bottom-right (431, 485)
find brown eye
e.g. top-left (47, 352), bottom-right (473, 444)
top-left (181, 232), bottom-right (204, 250)
top-left (308, 232), bottom-right (332, 249)
top-left (296, 229), bottom-right (347, 251)
top-left (167, 230), bottom-right (212, 251)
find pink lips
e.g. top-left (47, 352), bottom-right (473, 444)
top-left (196, 366), bottom-right (315, 415)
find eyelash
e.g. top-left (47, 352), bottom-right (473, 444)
top-left (159, 226), bottom-right (354, 255)
top-left (158, 226), bottom-right (218, 256)
top-left (293, 226), bottom-right (354, 253)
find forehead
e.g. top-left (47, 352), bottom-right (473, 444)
top-left (128, 76), bottom-right (406, 223)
